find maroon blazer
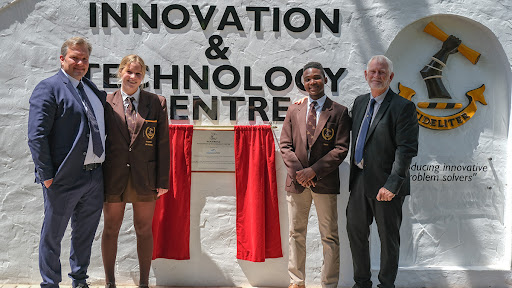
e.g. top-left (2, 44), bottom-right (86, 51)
top-left (103, 89), bottom-right (170, 199)
top-left (280, 97), bottom-right (351, 194)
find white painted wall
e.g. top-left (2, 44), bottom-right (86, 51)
top-left (1, 0), bottom-right (512, 287)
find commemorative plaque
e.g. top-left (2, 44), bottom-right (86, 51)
top-left (191, 129), bottom-right (235, 172)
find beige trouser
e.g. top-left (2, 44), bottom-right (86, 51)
top-left (287, 188), bottom-right (340, 288)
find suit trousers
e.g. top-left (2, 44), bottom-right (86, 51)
top-left (287, 188), bottom-right (339, 288)
top-left (346, 168), bottom-right (405, 288)
top-left (39, 166), bottom-right (104, 288)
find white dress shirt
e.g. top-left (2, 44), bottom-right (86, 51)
top-left (62, 69), bottom-right (105, 165)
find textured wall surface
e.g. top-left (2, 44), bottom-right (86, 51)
top-left (1, 0), bottom-right (512, 287)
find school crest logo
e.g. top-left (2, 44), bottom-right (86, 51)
top-left (398, 22), bottom-right (487, 130)
top-left (145, 126), bottom-right (156, 139)
top-left (321, 127), bottom-right (334, 141)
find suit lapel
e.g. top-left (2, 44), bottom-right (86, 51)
top-left (59, 71), bottom-right (87, 115)
top-left (112, 91), bottom-right (131, 143)
top-left (366, 90), bottom-right (392, 142)
top-left (131, 90), bottom-right (150, 146)
top-left (312, 97), bottom-right (332, 144)
top-left (353, 94), bottom-right (370, 139)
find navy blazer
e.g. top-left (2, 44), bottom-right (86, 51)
top-left (349, 89), bottom-right (419, 197)
top-left (28, 70), bottom-right (106, 187)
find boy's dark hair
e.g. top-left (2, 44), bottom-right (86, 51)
top-left (303, 62), bottom-right (325, 77)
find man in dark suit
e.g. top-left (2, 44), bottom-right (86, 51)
top-left (280, 62), bottom-right (351, 288)
top-left (347, 55), bottom-right (419, 288)
top-left (28, 37), bottom-right (106, 288)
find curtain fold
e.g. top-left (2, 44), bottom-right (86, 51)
top-left (234, 125), bottom-right (283, 262)
top-left (152, 125), bottom-right (193, 260)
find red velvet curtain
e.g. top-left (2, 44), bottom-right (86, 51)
top-left (234, 125), bottom-right (283, 262)
top-left (152, 125), bottom-right (193, 260)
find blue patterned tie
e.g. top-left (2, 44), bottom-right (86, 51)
top-left (354, 98), bottom-right (376, 164)
top-left (77, 82), bottom-right (103, 157)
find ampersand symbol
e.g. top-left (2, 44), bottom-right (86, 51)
top-left (205, 35), bottom-right (229, 60)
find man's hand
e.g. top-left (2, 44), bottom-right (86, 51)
top-left (44, 179), bottom-right (53, 188)
top-left (294, 96), bottom-right (308, 105)
top-left (376, 187), bottom-right (395, 201)
top-left (156, 188), bottom-right (168, 197)
top-left (296, 168), bottom-right (316, 187)
top-left (301, 179), bottom-right (316, 188)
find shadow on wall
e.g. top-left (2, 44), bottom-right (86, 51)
top-left (151, 172), bottom-right (236, 286)
top-left (384, 13), bottom-right (512, 288)
top-left (152, 165), bottom-right (289, 287)
top-left (348, 0), bottom-right (431, 62)
top-left (151, 207), bottom-right (235, 286)
top-left (0, 0), bottom-right (40, 31)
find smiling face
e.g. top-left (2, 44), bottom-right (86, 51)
top-left (120, 62), bottom-right (144, 95)
top-left (365, 58), bottom-right (394, 97)
top-left (303, 67), bottom-right (328, 100)
top-left (60, 44), bottom-right (89, 80)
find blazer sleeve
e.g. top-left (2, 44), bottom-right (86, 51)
top-left (156, 96), bottom-right (170, 189)
top-left (383, 100), bottom-right (419, 194)
top-left (310, 106), bottom-right (351, 180)
top-left (28, 81), bottom-right (57, 182)
top-left (279, 106), bottom-right (304, 180)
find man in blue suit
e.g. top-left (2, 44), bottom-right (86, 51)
top-left (28, 37), bottom-right (106, 288)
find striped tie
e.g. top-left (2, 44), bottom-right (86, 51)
top-left (306, 101), bottom-right (317, 148)
top-left (77, 82), bottom-right (103, 157)
top-left (125, 97), bottom-right (137, 142)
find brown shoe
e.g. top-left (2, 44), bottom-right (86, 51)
top-left (105, 283), bottom-right (116, 288)
top-left (288, 284), bottom-right (306, 288)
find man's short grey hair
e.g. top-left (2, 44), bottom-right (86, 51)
top-left (367, 55), bottom-right (393, 74)
top-left (61, 37), bottom-right (92, 57)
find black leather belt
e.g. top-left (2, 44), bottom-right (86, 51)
top-left (83, 163), bottom-right (102, 171)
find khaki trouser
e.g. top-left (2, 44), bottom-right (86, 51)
top-left (287, 188), bottom-right (340, 288)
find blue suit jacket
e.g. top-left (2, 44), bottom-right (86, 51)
top-left (28, 70), bottom-right (106, 187)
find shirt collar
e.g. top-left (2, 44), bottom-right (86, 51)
top-left (308, 94), bottom-right (327, 109)
top-left (121, 88), bottom-right (141, 103)
top-left (371, 88), bottom-right (389, 105)
top-left (61, 68), bottom-right (81, 88)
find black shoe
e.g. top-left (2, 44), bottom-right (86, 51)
top-left (105, 283), bottom-right (116, 288)
top-left (75, 283), bottom-right (89, 288)
top-left (353, 283), bottom-right (372, 288)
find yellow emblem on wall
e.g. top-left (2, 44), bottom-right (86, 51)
top-left (398, 21), bottom-right (487, 130)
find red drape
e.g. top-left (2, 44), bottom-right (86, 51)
top-left (152, 125), bottom-right (193, 260)
top-left (234, 125), bottom-right (283, 262)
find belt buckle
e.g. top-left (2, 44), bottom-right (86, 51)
top-left (83, 163), bottom-right (100, 171)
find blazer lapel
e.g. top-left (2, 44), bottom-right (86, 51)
top-left (366, 90), bottom-right (392, 142)
top-left (131, 91), bottom-right (150, 146)
top-left (112, 91), bottom-right (131, 143)
top-left (312, 97), bottom-right (332, 144)
top-left (297, 101), bottom-right (308, 147)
